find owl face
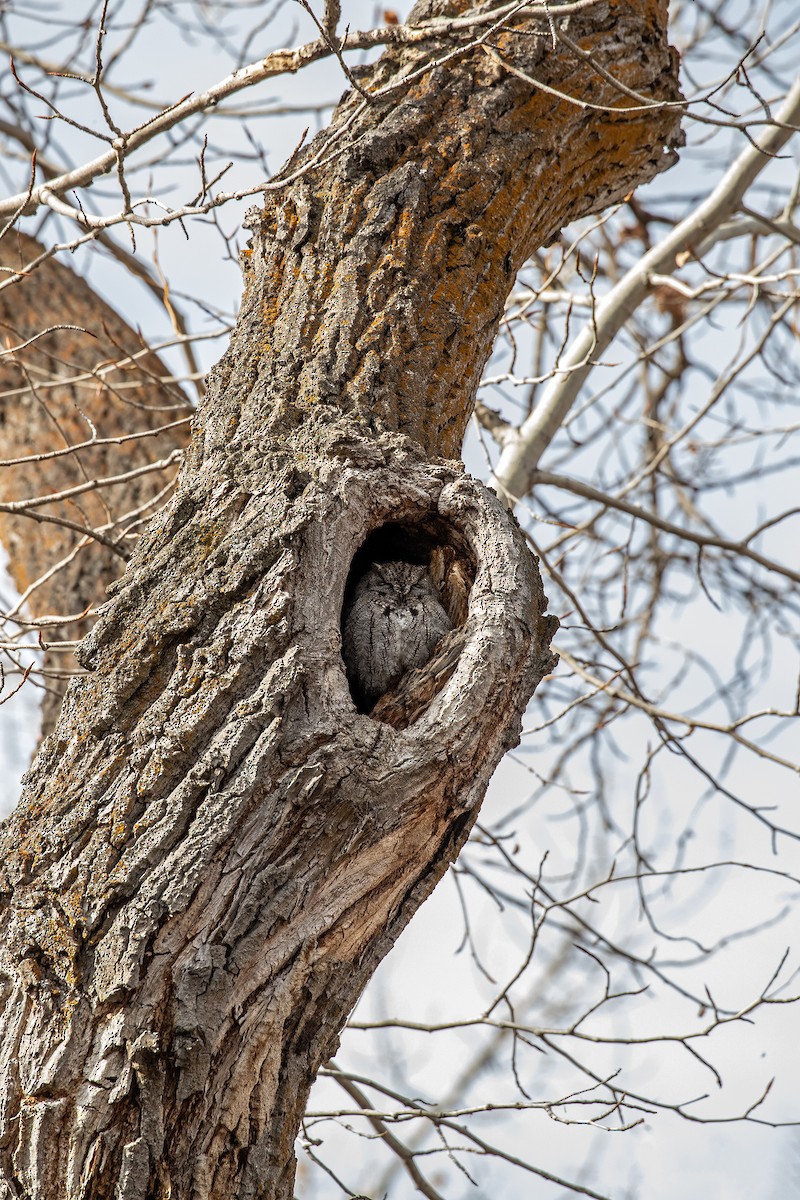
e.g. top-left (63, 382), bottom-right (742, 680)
top-left (371, 561), bottom-right (428, 599)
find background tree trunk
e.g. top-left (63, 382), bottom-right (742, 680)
top-left (0, 232), bottom-right (192, 736)
top-left (0, 3), bottom-right (682, 1196)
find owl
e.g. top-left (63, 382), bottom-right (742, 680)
top-left (342, 560), bottom-right (453, 707)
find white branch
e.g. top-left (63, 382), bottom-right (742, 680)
top-left (490, 78), bottom-right (800, 504)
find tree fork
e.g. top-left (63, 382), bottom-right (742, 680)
top-left (0, 2), bottom-right (682, 1195)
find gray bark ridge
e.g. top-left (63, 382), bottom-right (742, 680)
top-left (0, 417), bottom-right (556, 1197)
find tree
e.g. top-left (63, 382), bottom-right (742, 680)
top-left (0, 2), bottom-right (797, 1197)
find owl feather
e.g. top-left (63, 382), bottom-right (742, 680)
top-left (342, 561), bottom-right (453, 706)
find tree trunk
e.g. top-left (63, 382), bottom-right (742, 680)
top-left (0, 232), bottom-right (192, 736)
top-left (0, 3), bottom-right (682, 1196)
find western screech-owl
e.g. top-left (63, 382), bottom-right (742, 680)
top-left (342, 560), bottom-right (453, 706)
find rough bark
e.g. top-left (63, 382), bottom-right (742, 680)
top-left (0, 233), bottom-right (192, 735)
top-left (0, 2), bottom-right (682, 1196)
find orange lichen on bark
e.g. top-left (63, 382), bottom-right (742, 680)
top-left (236, 1), bottom-right (681, 464)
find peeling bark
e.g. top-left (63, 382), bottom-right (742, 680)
top-left (0, 2), bottom-right (682, 1196)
